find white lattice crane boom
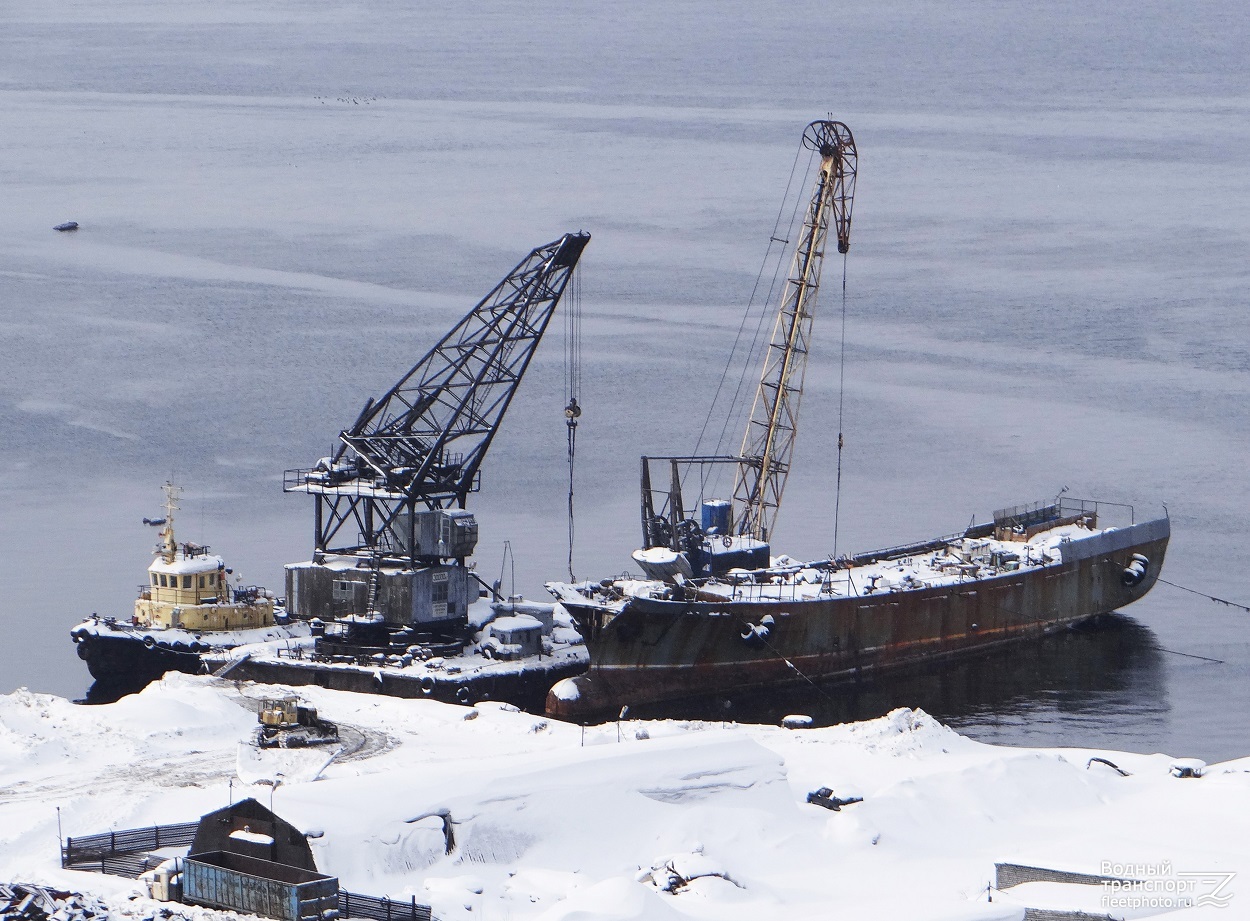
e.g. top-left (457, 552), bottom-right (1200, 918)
top-left (732, 121), bottom-right (857, 541)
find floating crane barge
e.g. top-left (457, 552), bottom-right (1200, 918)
top-left (212, 232), bottom-right (593, 707)
top-left (544, 120), bottom-right (1170, 721)
top-left (73, 234), bottom-right (593, 707)
top-left (281, 231), bottom-right (591, 639)
top-left (548, 500), bottom-right (1169, 720)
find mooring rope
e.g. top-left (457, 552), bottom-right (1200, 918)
top-left (1154, 646), bottom-right (1225, 664)
top-left (1157, 577), bottom-right (1250, 613)
top-left (729, 609), bottom-right (844, 707)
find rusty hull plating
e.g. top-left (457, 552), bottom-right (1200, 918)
top-left (547, 512), bottom-right (1170, 721)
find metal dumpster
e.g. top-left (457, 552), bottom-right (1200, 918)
top-left (183, 850), bottom-right (339, 921)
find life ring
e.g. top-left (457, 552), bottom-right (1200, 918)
top-left (456, 686), bottom-right (471, 705)
top-left (722, 535), bottom-right (733, 548)
top-left (143, 635), bottom-right (156, 649)
top-left (420, 675), bottom-right (436, 695)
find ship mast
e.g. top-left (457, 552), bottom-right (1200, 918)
top-left (732, 120), bottom-right (856, 541)
top-left (159, 481), bottom-right (182, 563)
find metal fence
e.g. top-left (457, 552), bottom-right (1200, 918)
top-left (62, 822), bottom-right (199, 867)
top-left (64, 853), bottom-right (168, 879)
top-left (339, 891), bottom-right (433, 921)
top-left (61, 821), bottom-right (435, 920)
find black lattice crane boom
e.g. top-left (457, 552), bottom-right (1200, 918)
top-left (732, 121), bottom-right (856, 541)
top-left (286, 232), bottom-right (590, 563)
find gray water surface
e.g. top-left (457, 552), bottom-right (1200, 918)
top-left (2, 0), bottom-right (1248, 759)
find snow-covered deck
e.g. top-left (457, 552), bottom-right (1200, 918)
top-left (218, 599), bottom-right (587, 683)
top-left (69, 615), bottom-right (311, 651)
top-left (604, 521), bottom-right (1106, 606)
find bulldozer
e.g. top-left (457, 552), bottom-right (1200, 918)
top-left (256, 697), bottom-right (339, 748)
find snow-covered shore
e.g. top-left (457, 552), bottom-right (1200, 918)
top-left (1, 675), bottom-right (1245, 920)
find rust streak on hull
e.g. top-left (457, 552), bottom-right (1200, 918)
top-left (548, 521), bottom-right (1169, 721)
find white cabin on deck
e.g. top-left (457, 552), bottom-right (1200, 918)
top-left (146, 551), bottom-right (227, 606)
top-left (136, 547), bottom-right (275, 631)
top-left (133, 483), bottom-right (274, 632)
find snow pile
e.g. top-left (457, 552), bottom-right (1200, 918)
top-left (2, 674), bottom-right (1247, 920)
top-left (0, 883), bottom-right (110, 921)
top-left (0, 883), bottom-right (250, 921)
top-left (636, 846), bottom-right (741, 894)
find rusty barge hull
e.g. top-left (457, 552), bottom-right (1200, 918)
top-left (548, 517), bottom-right (1169, 721)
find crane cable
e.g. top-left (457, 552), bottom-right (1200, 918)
top-left (832, 253), bottom-right (848, 558)
top-left (564, 265), bottom-right (583, 580)
top-left (693, 141), bottom-right (807, 459)
top-left (690, 140), bottom-right (815, 503)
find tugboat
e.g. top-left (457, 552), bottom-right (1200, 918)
top-left (71, 483), bottom-right (309, 687)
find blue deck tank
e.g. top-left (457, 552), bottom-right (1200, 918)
top-left (701, 499), bottom-right (732, 535)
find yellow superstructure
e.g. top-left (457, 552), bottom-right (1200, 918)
top-left (133, 483), bottom-right (274, 632)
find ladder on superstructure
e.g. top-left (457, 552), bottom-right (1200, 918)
top-left (363, 547), bottom-right (385, 618)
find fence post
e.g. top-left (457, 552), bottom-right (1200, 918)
top-left (155, 825), bottom-right (161, 848)
top-left (344, 891), bottom-right (349, 918)
top-left (411, 896), bottom-right (416, 921)
top-left (384, 896), bottom-right (391, 921)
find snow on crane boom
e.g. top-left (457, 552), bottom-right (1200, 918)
top-left (286, 232), bottom-right (590, 563)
